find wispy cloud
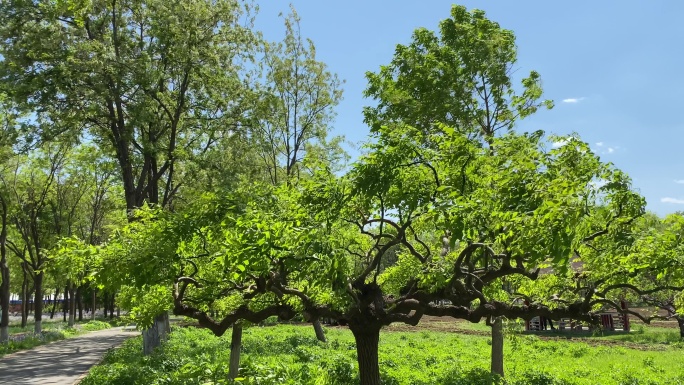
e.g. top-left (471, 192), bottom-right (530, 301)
top-left (661, 197), bottom-right (684, 204)
top-left (676, 180), bottom-right (684, 184)
top-left (593, 141), bottom-right (619, 155)
top-left (562, 97), bottom-right (585, 104)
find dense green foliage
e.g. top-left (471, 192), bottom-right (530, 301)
top-left (83, 325), bottom-right (684, 385)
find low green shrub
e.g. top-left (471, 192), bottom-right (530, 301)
top-left (80, 320), bottom-right (113, 332)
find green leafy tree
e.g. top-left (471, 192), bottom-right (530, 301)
top-left (0, 95), bottom-right (19, 342)
top-left (638, 214), bottom-right (684, 338)
top-left (0, 0), bottom-right (259, 210)
top-left (519, 204), bottom-right (684, 335)
top-left (71, 145), bottom-right (125, 320)
top-left (254, 7), bottom-right (344, 185)
top-left (0, 0), bottom-right (261, 351)
top-left (265, 6), bottom-right (646, 384)
top-left (311, 130), bottom-right (642, 384)
top-left (246, 8), bottom-right (344, 344)
top-left (1, 144), bottom-right (69, 334)
top-left (577, 212), bottom-right (684, 339)
top-left (363, 5), bottom-right (552, 146)
top-left (46, 237), bottom-right (99, 326)
top-left (107, 9), bottom-right (346, 375)
top-left (100, 169), bottom-right (347, 379)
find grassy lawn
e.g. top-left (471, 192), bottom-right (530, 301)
top-left (0, 318), bottom-right (115, 357)
top-left (82, 322), bottom-right (684, 385)
top-left (8, 317), bottom-right (110, 334)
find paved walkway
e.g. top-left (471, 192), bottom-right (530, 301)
top-left (0, 327), bottom-right (136, 385)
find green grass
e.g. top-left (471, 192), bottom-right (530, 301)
top-left (390, 318), bottom-right (683, 347)
top-left (7, 317), bottom-right (112, 335)
top-left (82, 324), bottom-right (684, 385)
top-left (515, 324), bottom-right (682, 346)
top-left (0, 319), bottom-right (114, 357)
top-left (594, 325), bottom-right (682, 345)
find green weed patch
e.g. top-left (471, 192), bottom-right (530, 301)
top-left (0, 319), bottom-right (113, 357)
top-left (82, 324), bottom-right (684, 385)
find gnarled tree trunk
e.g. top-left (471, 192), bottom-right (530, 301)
top-left (491, 317), bottom-right (504, 377)
top-left (677, 317), bottom-right (684, 340)
top-left (229, 323), bottom-right (243, 380)
top-left (350, 323), bottom-right (381, 385)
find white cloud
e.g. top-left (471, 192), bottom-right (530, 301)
top-left (661, 197), bottom-right (684, 204)
top-left (675, 180), bottom-right (684, 184)
top-left (607, 147), bottom-right (615, 154)
top-left (595, 142), bottom-right (604, 147)
top-left (552, 139), bottom-right (569, 148)
top-left (588, 179), bottom-right (607, 190)
top-left (562, 97), bottom-right (585, 103)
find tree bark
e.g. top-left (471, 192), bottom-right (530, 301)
top-left (63, 283), bottom-right (69, 322)
top-left (102, 291), bottom-right (108, 316)
top-left (491, 317), bottom-right (504, 378)
top-left (68, 283), bottom-right (75, 327)
top-left (20, 266), bottom-right (28, 328)
top-left (109, 292), bottom-right (115, 318)
top-left (313, 319), bottom-right (327, 342)
top-left (33, 271), bottom-right (43, 334)
top-left (142, 313), bottom-right (169, 355)
top-left (0, 200), bottom-right (10, 343)
top-left (91, 288), bottom-right (96, 320)
top-left (229, 323), bottom-right (243, 380)
top-left (50, 288), bottom-right (60, 319)
top-left (0, 322), bottom-right (7, 343)
top-left (677, 317), bottom-right (684, 340)
top-left (350, 324), bottom-right (382, 385)
top-left (77, 286), bottom-right (83, 321)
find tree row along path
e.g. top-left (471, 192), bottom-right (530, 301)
top-left (0, 327), bottom-right (136, 385)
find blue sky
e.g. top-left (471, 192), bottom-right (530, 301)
top-left (255, 1), bottom-right (684, 216)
